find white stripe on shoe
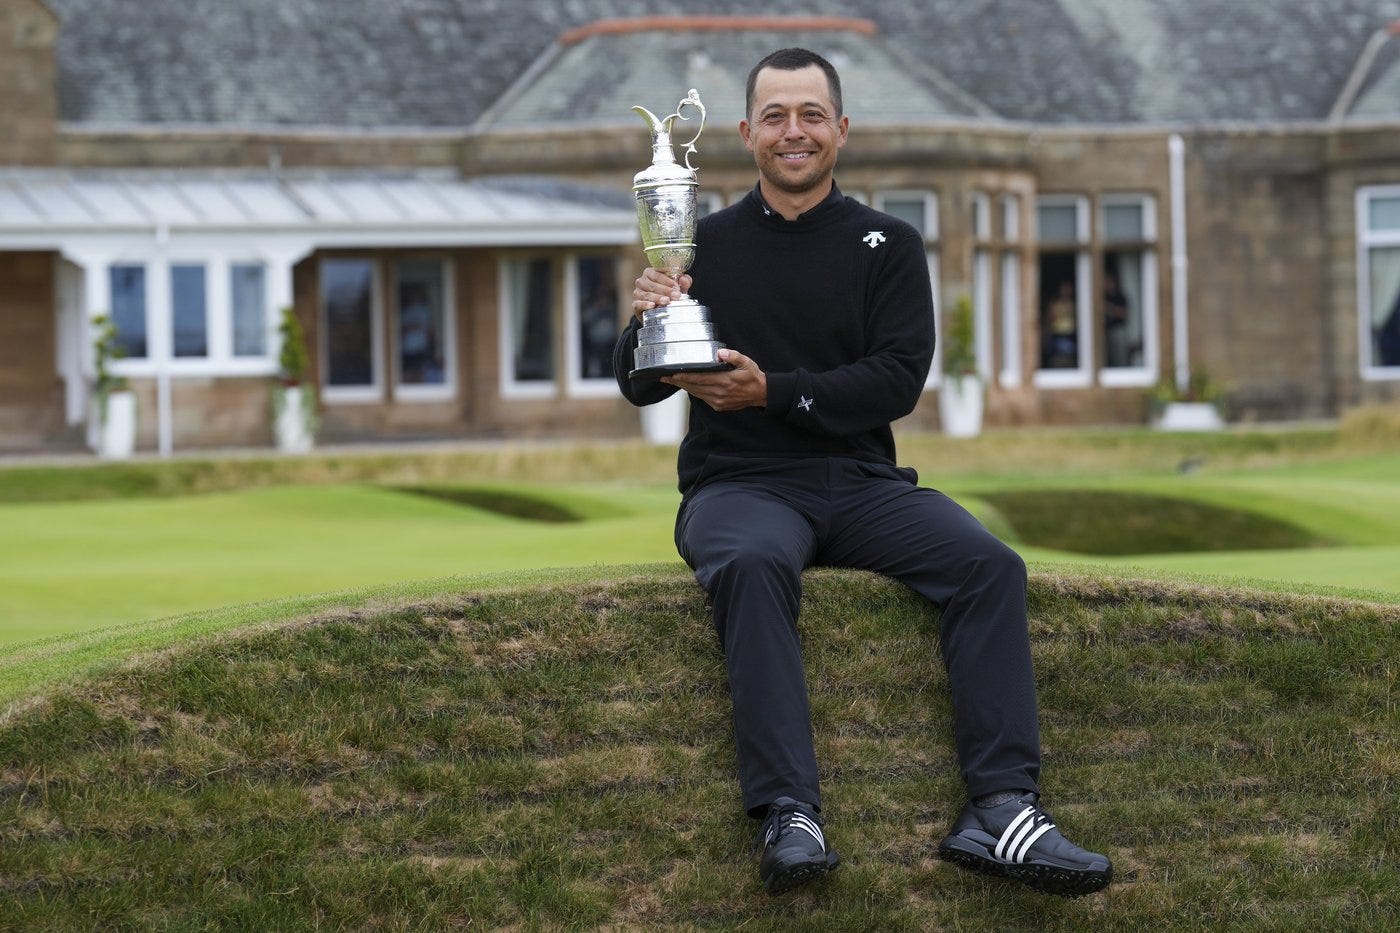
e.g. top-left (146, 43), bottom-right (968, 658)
top-left (790, 812), bottom-right (825, 848)
top-left (994, 806), bottom-right (1055, 863)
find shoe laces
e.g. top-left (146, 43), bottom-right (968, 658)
top-left (754, 800), bottom-right (824, 854)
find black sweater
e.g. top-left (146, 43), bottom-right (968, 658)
top-left (614, 184), bottom-right (935, 495)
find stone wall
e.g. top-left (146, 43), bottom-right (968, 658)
top-left (0, 251), bottom-right (66, 449)
top-left (0, 0), bottom-right (58, 165)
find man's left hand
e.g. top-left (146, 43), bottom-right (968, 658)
top-left (662, 349), bottom-right (767, 412)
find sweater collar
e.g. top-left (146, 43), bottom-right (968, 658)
top-left (750, 182), bottom-right (845, 223)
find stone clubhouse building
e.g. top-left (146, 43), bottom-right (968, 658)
top-left (1, 0), bottom-right (1399, 455)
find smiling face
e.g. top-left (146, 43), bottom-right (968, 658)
top-left (740, 64), bottom-right (849, 217)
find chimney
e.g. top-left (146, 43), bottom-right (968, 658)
top-left (0, 0), bottom-right (59, 165)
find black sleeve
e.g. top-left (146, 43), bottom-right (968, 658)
top-left (613, 317), bottom-right (681, 407)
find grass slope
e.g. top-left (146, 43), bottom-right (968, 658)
top-left (2, 569), bottom-right (1396, 929)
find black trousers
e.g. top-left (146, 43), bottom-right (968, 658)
top-left (675, 457), bottom-right (1041, 816)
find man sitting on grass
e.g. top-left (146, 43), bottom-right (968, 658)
top-left (614, 47), bottom-right (1113, 898)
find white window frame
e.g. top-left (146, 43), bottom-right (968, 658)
top-left (320, 256), bottom-right (385, 404)
top-left (998, 194), bottom-right (1023, 388)
top-left (391, 257), bottom-right (457, 403)
top-left (999, 251), bottom-right (1023, 388)
top-left (1357, 185), bottom-right (1400, 381)
top-left (971, 191), bottom-right (992, 241)
top-left (498, 255), bottom-right (559, 400)
top-left (925, 251), bottom-right (943, 388)
top-left (1033, 195), bottom-right (1093, 389)
top-left (108, 250), bottom-right (281, 381)
top-left (1098, 194), bottom-right (1160, 388)
top-left (564, 253), bottom-right (623, 399)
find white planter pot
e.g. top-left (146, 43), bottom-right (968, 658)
top-left (939, 375), bottom-right (984, 438)
top-left (92, 390), bottom-right (137, 459)
top-left (1153, 401), bottom-right (1224, 432)
top-left (275, 386), bottom-right (315, 454)
top-left (640, 390), bottom-right (688, 445)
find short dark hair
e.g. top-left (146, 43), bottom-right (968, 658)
top-left (745, 47), bottom-right (843, 119)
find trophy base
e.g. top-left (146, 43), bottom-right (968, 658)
top-left (629, 358), bottom-right (733, 380)
top-left (629, 339), bottom-right (731, 380)
top-left (630, 297), bottom-right (729, 380)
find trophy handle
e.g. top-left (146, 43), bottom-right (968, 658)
top-left (671, 89), bottom-right (706, 172)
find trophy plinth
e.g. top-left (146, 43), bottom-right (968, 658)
top-left (628, 89), bottom-right (728, 379)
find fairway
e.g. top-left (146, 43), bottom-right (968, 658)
top-left (0, 483), bottom-right (681, 645)
top-left (2, 434), bottom-right (1400, 650)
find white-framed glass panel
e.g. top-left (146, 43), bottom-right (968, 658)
top-left (1000, 251), bottom-right (1022, 387)
top-left (875, 191), bottom-right (939, 240)
top-left (1100, 195), bottom-right (1158, 386)
top-left (230, 263), bottom-right (267, 358)
top-left (925, 251), bottom-right (943, 388)
top-left (1358, 187), bottom-right (1400, 378)
top-left (500, 257), bottom-right (556, 397)
top-left (971, 192), bottom-right (991, 241)
top-left (972, 249), bottom-right (993, 378)
top-left (393, 259), bottom-right (454, 399)
top-left (109, 264), bottom-right (148, 359)
top-left (1000, 193), bottom-right (1021, 242)
top-left (566, 255), bottom-right (621, 396)
top-left (321, 258), bottom-right (381, 401)
top-left (170, 263), bottom-right (208, 359)
top-left (1034, 196), bottom-right (1092, 387)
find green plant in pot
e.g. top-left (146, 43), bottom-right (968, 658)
top-left (272, 306), bottom-right (317, 452)
top-left (939, 294), bottom-right (984, 437)
top-left (90, 313), bottom-right (137, 458)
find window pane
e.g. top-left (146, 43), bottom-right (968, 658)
top-left (1105, 203), bottom-right (1145, 242)
top-left (109, 264), bottom-right (147, 359)
top-left (1370, 245), bottom-right (1400, 367)
top-left (1037, 204), bottom-right (1079, 242)
top-left (881, 197), bottom-right (927, 237)
top-left (1103, 251), bottom-right (1145, 368)
top-left (1039, 252), bottom-right (1078, 369)
top-left (396, 260), bottom-right (447, 386)
top-left (231, 263), bottom-right (267, 357)
top-left (509, 258), bottom-right (553, 383)
top-left (1001, 194), bottom-right (1020, 241)
top-left (323, 259), bottom-right (375, 387)
top-left (171, 264), bottom-right (207, 357)
top-left (1369, 196), bottom-right (1400, 233)
top-left (576, 257), bottom-right (618, 380)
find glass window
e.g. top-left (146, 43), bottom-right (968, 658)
top-left (1038, 253), bottom-right (1080, 370)
top-left (1369, 244), bottom-right (1400, 368)
top-left (322, 259), bottom-right (376, 388)
top-left (1037, 204), bottom-right (1080, 242)
top-left (109, 265), bottom-right (147, 359)
top-left (1000, 252), bottom-right (1022, 387)
top-left (1101, 197), bottom-right (1156, 374)
top-left (1104, 203), bottom-right (1146, 242)
top-left (507, 258), bottom-right (554, 385)
top-left (170, 264), bottom-right (208, 358)
top-left (878, 195), bottom-right (932, 238)
top-left (575, 257), bottom-right (618, 382)
top-left (230, 263), bottom-right (267, 357)
top-left (1000, 194), bottom-right (1021, 242)
top-left (1368, 196), bottom-right (1400, 232)
top-left (395, 260), bottom-right (448, 387)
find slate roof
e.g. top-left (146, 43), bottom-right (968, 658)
top-left (39, 0), bottom-right (1400, 130)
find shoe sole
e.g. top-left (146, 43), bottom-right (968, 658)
top-left (764, 852), bottom-right (841, 896)
top-left (937, 840), bottom-right (1111, 898)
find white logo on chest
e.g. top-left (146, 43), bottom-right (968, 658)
top-left (798, 395), bottom-right (814, 412)
top-left (863, 231), bottom-right (886, 249)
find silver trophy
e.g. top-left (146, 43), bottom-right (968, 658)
top-left (629, 89), bottom-right (728, 378)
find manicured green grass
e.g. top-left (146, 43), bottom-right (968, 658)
top-left (0, 483), bottom-right (682, 645)
top-left (1, 570), bottom-right (1395, 928)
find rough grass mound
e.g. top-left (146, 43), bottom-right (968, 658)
top-left (1, 570), bottom-right (1396, 930)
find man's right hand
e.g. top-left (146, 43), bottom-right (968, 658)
top-left (632, 269), bottom-right (694, 319)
